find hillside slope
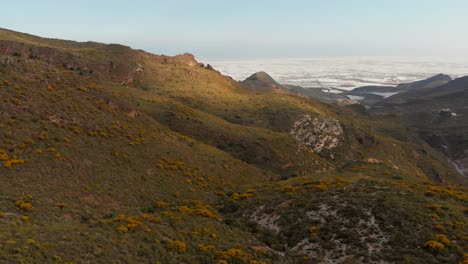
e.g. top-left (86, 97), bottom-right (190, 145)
top-left (0, 28), bottom-right (466, 263)
top-left (371, 76), bottom-right (468, 178)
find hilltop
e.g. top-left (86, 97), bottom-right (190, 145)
top-left (0, 28), bottom-right (466, 263)
top-left (241, 71), bottom-right (288, 92)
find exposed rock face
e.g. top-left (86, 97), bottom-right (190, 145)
top-left (293, 206), bottom-right (389, 263)
top-left (290, 114), bottom-right (344, 158)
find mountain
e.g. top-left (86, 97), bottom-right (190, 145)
top-left (0, 28), bottom-right (467, 263)
top-left (381, 75), bottom-right (465, 104)
top-left (241, 71), bottom-right (288, 92)
top-left (345, 74), bottom-right (453, 106)
top-left (395, 73), bottom-right (452, 91)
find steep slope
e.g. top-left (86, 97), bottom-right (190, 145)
top-left (0, 28), bottom-right (466, 263)
top-left (130, 60), bottom-right (465, 183)
top-left (371, 77), bottom-right (468, 178)
top-left (0, 49), bottom-right (288, 263)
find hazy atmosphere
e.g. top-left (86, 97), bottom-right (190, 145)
top-left (2, 0), bottom-right (468, 59)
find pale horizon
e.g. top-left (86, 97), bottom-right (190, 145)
top-left (2, 0), bottom-right (468, 60)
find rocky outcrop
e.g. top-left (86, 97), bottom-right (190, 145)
top-left (290, 114), bottom-right (344, 158)
top-left (136, 51), bottom-right (198, 67)
top-left (158, 53), bottom-right (198, 67)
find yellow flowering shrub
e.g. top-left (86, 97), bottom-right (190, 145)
top-left (0, 150), bottom-right (25, 168)
top-left (430, 213), bottom-right (440, 219)
top-left (88, 131), bottom-right (98, 137)
top-left (424, 240), bottom-right (444, 252)
top-left (191, 231), bottom-right (201, 236)
top-left (125, 216), bottom-right (143, 230)
top-left (19, 139), bottom-right (34, 148)
top-left (434, 234), bottom-right (450, 245)
top-left (195, 208), bottom-right (218, 218)
top-left (115, 214), bottom-right (150, 232)
top-left (177, 205), bottom-right (192, 213)
top-left (38, 131), bottom-right (48, 140)
top-left (216, 248), bottom-right (248, 261)
top-left (232, 192), bottom-right (253, 200)
top-left (0, 149), bottom-right (9, 161)
top-left (198, 244), bottom-right (216, 251)
top-left (313, 181), bottom-right (330, 191)
top-left (176, 201), bottom-right (218, 219)
top-left (15, 199), bottom-right (33, 211)
top-left (156, 201), bottom-right (169, 208)
top-left (425, 234), bottom-right (450, 252)
top-left (460, 253), bottom-right (468, 264)
top-left (116, 225), bottom-right (129, 233)
top-left (309, 226), bottom-right (318, 237)
top-left (167, 240), bottom-right (186, 253)
top-left (425, 185), bottom-right (468, 200)
top-left (428, 204), bottom-right (441, 210)
top-left (71, 127), bottom-right (81, 134)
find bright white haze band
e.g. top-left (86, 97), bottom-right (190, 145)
top-left (207, 57), bottom-right (468, 91)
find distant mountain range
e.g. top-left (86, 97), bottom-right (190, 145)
top-left (371, 75), bottom-right (468, 178)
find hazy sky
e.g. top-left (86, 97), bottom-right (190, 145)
top-left (2, 0), bottom-right (468, 59)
